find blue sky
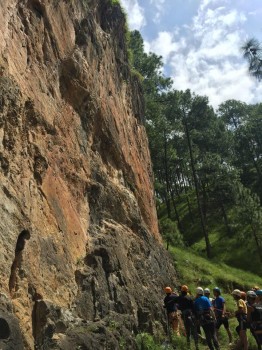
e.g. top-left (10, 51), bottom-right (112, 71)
top-left (121, 0), bottom-right (262, 108)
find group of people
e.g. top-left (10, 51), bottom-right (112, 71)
top-left (163, 285), bottom-right (262, 350)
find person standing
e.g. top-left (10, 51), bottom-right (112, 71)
top-left (213, 287), bottom-right (232, 344)
top-left (194, 287), bottom-right (220, 350)
top-left (247, 290), bottom-right (261, 350)
top-left (163, 286), bottom-right (180, 336)
top-left (204, 288), bottom-right (214, 303)
top-left (176, 285), bottom-right (199, 349)
top-left (232, 289), bottom-right (248, 350)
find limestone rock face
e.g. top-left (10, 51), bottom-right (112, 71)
top-left (0, 0), bottom-right (177, 348)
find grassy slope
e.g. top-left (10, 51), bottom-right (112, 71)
top-left (168, 246), bottom-right (262, 350)
top-left (135, 246), bottom-right (262, 349)
top-left (159, 191), bottom-right (261, 274)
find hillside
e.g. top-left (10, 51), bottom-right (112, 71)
top-left (158, 192), bottom-right (261, 274)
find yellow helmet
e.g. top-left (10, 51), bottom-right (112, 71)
top-left (181, 285), bottom-right (189, 292)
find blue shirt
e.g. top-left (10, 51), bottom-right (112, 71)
top-left (194, 296), bottom-right (212, 314)
top-left (213, 296), bottom-right (225, 317)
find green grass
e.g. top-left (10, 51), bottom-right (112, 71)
top-left (157, 189), bottom-right (262, 274)
top-left (170, 246), bottom-right (262, 299)
top-left (169, 245), bottom-right (262, 349)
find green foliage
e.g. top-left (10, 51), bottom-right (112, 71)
top-left (242, 38), bottom-right (262, 81)
top-left (110, 0), bottom-right (120, 5)
top-left (159, 218), bottom-right (184, 247)
top-left (119, 337), bottom-right (126, 349)
top-left (135, 333), bottom-right (162, 350)
top-left (130, 29), bottom-right (262, 265)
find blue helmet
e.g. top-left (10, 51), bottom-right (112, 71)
top-left (256, 289), bottom-right (262, 296)
top-left (213, 287), bottom-right (221, 294)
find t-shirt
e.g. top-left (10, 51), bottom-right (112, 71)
top-left (176, 294), bottom-right (194, 313)
top-left (237, 299), bottom-right (247, 315)
top-left (194, 296), bottom-right (212, 314)
top-left (164, 294), bottom-right (178, 313)
top-left (213, 296), bottom-right (225, 317)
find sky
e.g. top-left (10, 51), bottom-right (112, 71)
top-left (121, 0), bottom-right (262, 108)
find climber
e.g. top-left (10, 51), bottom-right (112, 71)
top-left (163, 286), bottom-right (180, 336)
top-left (232, 289), bottom-right (248, 350)
top-left (204, 288), bottom-right (213, 303)
top-left (176, 285), bottom-right (199, 349)
top-left (241, 291), bottom-right (247, 301)
top-left (247, 290), bottom-right (261, 350)
top-left (213, 287), bottom-right (232, 344)
top-left (194, 287), bottom-right (220, 350)
top-left (256, 290), bottom-right (262, 304)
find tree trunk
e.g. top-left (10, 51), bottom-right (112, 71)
top-left (182, 108), bottom-right (212, 258)
top-left (181, 168), bottom-right (194, 223)
top-left (170, 190), bottom-right (183, 232)
top-left (220, 199), bottom-right (232, 236)
top-left (164, 195), bottom-right (171, 219)
top-left (163, 129), bottom-right (171, 218)
top-left (251, 225), bottom-right (262, 264)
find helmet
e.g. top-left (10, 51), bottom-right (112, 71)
top-left (241, 291), bottom-right (246, 300)
top-left (196, 287), bottom-right (204, 295)
top-left (213, 287), bottom-right (221, 294)
top-left (164, 287), bottom-right (172, 294)
top-left (232, 289), bottom-right (242, 297)
top-left (247, 290), bottom-right (257, 298)
top-left (256, 290), bottom-right (262, 296)
top-left (181, 285), bottom-right (189, 292)
top-left (252, 286), bottom-right (260, 291)
top-left (204, 288), bottom-right (210, 294)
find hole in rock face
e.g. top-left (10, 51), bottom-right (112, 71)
top-left (15, 230), bottom-right (31, 253)
top-left (9, 230), bottom-right (31, 294)
top-left (0, 318), bottom-right (10, 339)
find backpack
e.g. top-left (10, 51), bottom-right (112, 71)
top-left (251, 304), bottom-right (262, 323)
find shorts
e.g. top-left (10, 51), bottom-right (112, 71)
top-left (216, 316), bottom-right (229, 330)
top-left (236, 317), bottom-right (248, 333)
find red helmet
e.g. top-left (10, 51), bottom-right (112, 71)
top-left (164, 287), bottom-right (172, 294)
top-left (241, 291), bottom-right (246, 300)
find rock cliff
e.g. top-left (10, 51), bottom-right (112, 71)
top-left (0, 0), bottom-right (177, 349)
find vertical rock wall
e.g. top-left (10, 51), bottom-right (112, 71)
top-left (0, 0), bottom-right (177, 348)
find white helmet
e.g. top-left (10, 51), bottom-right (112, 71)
top-left (204, 288), bottom-right (210, 294)
top-left (247, 290), bottom-right (257, 298)
top-left (196, 287), bottom-right (204, 295)
top-left (232, 289), bottom-right (241, 297)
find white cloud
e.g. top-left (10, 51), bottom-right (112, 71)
top-left (148, 32), bottom-right (182, 63)
top-left (150, 0), bottom-right (166, 23)
top-left (146, 0), bottom-right (261, 108)
top-left (121, 0), bottom-right (146, 30)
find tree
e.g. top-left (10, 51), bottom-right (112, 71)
top-left (242, 38), bottom-right (262, 81)
top-left (218, 100), bottom-right (248, 130)
top-left (235, 184), bottom-right (262, 265)
top-left (129, 30), bottom-right (262, 265)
